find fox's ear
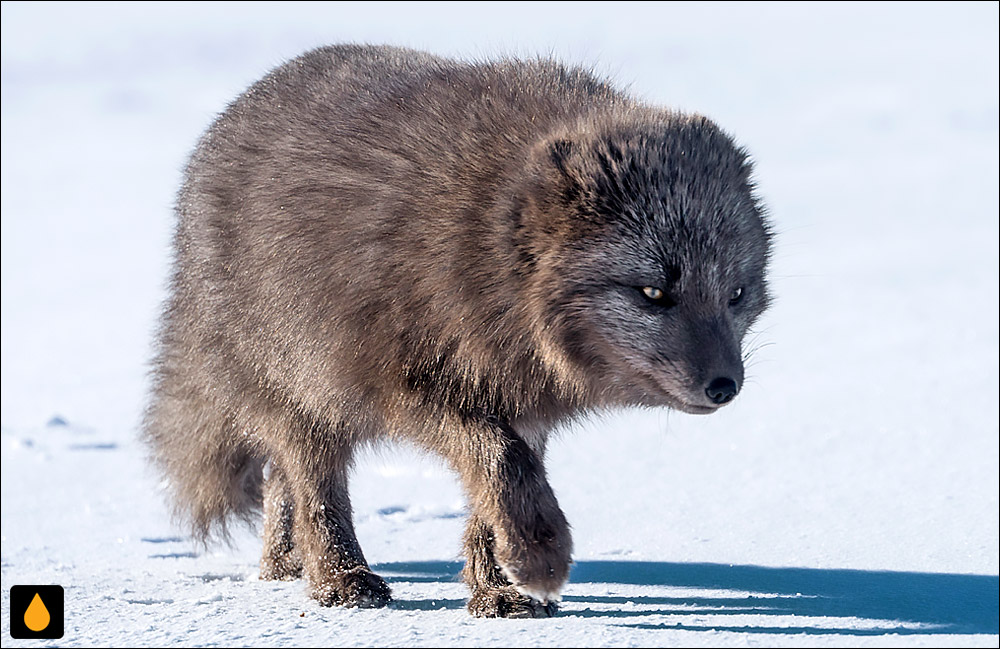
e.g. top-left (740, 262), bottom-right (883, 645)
top-left (541, 136), bottom-right (589, 208)
top-left (549, 139), bottom-right (575, 177)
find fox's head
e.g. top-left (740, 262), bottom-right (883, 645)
top-left (519, 113), bottom-right (772, 413)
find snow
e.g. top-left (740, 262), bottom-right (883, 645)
top-left (2, 1), bottom-right (997, 646)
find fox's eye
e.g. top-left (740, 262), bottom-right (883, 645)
top-left (639, 286), bottom-right (676, 309)
top-left (729, 286), bottom-right (744, 305)
top-left (642, 286), bottom-right (664, 301)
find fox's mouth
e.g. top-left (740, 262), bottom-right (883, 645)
top-left (672, 401), bottom-right (719, 415)
top-left (658, 391), bottom-right (723, 415)
top-left (625, 363), bottom-right (723, 414)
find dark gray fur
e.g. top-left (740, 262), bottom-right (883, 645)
top-left (143, 44), bottom-right (771, 618)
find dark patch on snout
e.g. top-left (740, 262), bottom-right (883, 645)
top-left (682, 315), bottom-right (744, 408)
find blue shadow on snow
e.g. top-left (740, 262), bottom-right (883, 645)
top-left (370, 559), bottom-right (998, 635)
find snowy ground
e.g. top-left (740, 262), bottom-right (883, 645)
top-left (1, 2), bottom-right (998, 647)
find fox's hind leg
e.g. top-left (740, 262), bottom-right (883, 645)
top-left (278, 420), bottom-right (391, 608)
top-left (259, 463), bottom-right (302, 581)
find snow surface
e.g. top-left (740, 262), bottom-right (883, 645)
top-left (2, 1), bottom-right (998, 646)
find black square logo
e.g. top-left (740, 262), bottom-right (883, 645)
top-left (9, 585), bottom-right (64, 639)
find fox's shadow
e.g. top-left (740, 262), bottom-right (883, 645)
top-left (372, 560), bottom-right (998, 635)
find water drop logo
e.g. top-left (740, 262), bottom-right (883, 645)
top-left (9, 585), bottom-right (64, 639)
top-left (24, 593), bottom-right (51, 631)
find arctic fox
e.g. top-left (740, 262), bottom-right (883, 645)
top-left (144, 44), bottom-right (772, 618)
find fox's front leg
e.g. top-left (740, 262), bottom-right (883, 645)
top-left (437, 416), bottom-right (572, 617)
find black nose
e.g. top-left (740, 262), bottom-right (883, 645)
top-left (705, 377), bottom-right (739, 405)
